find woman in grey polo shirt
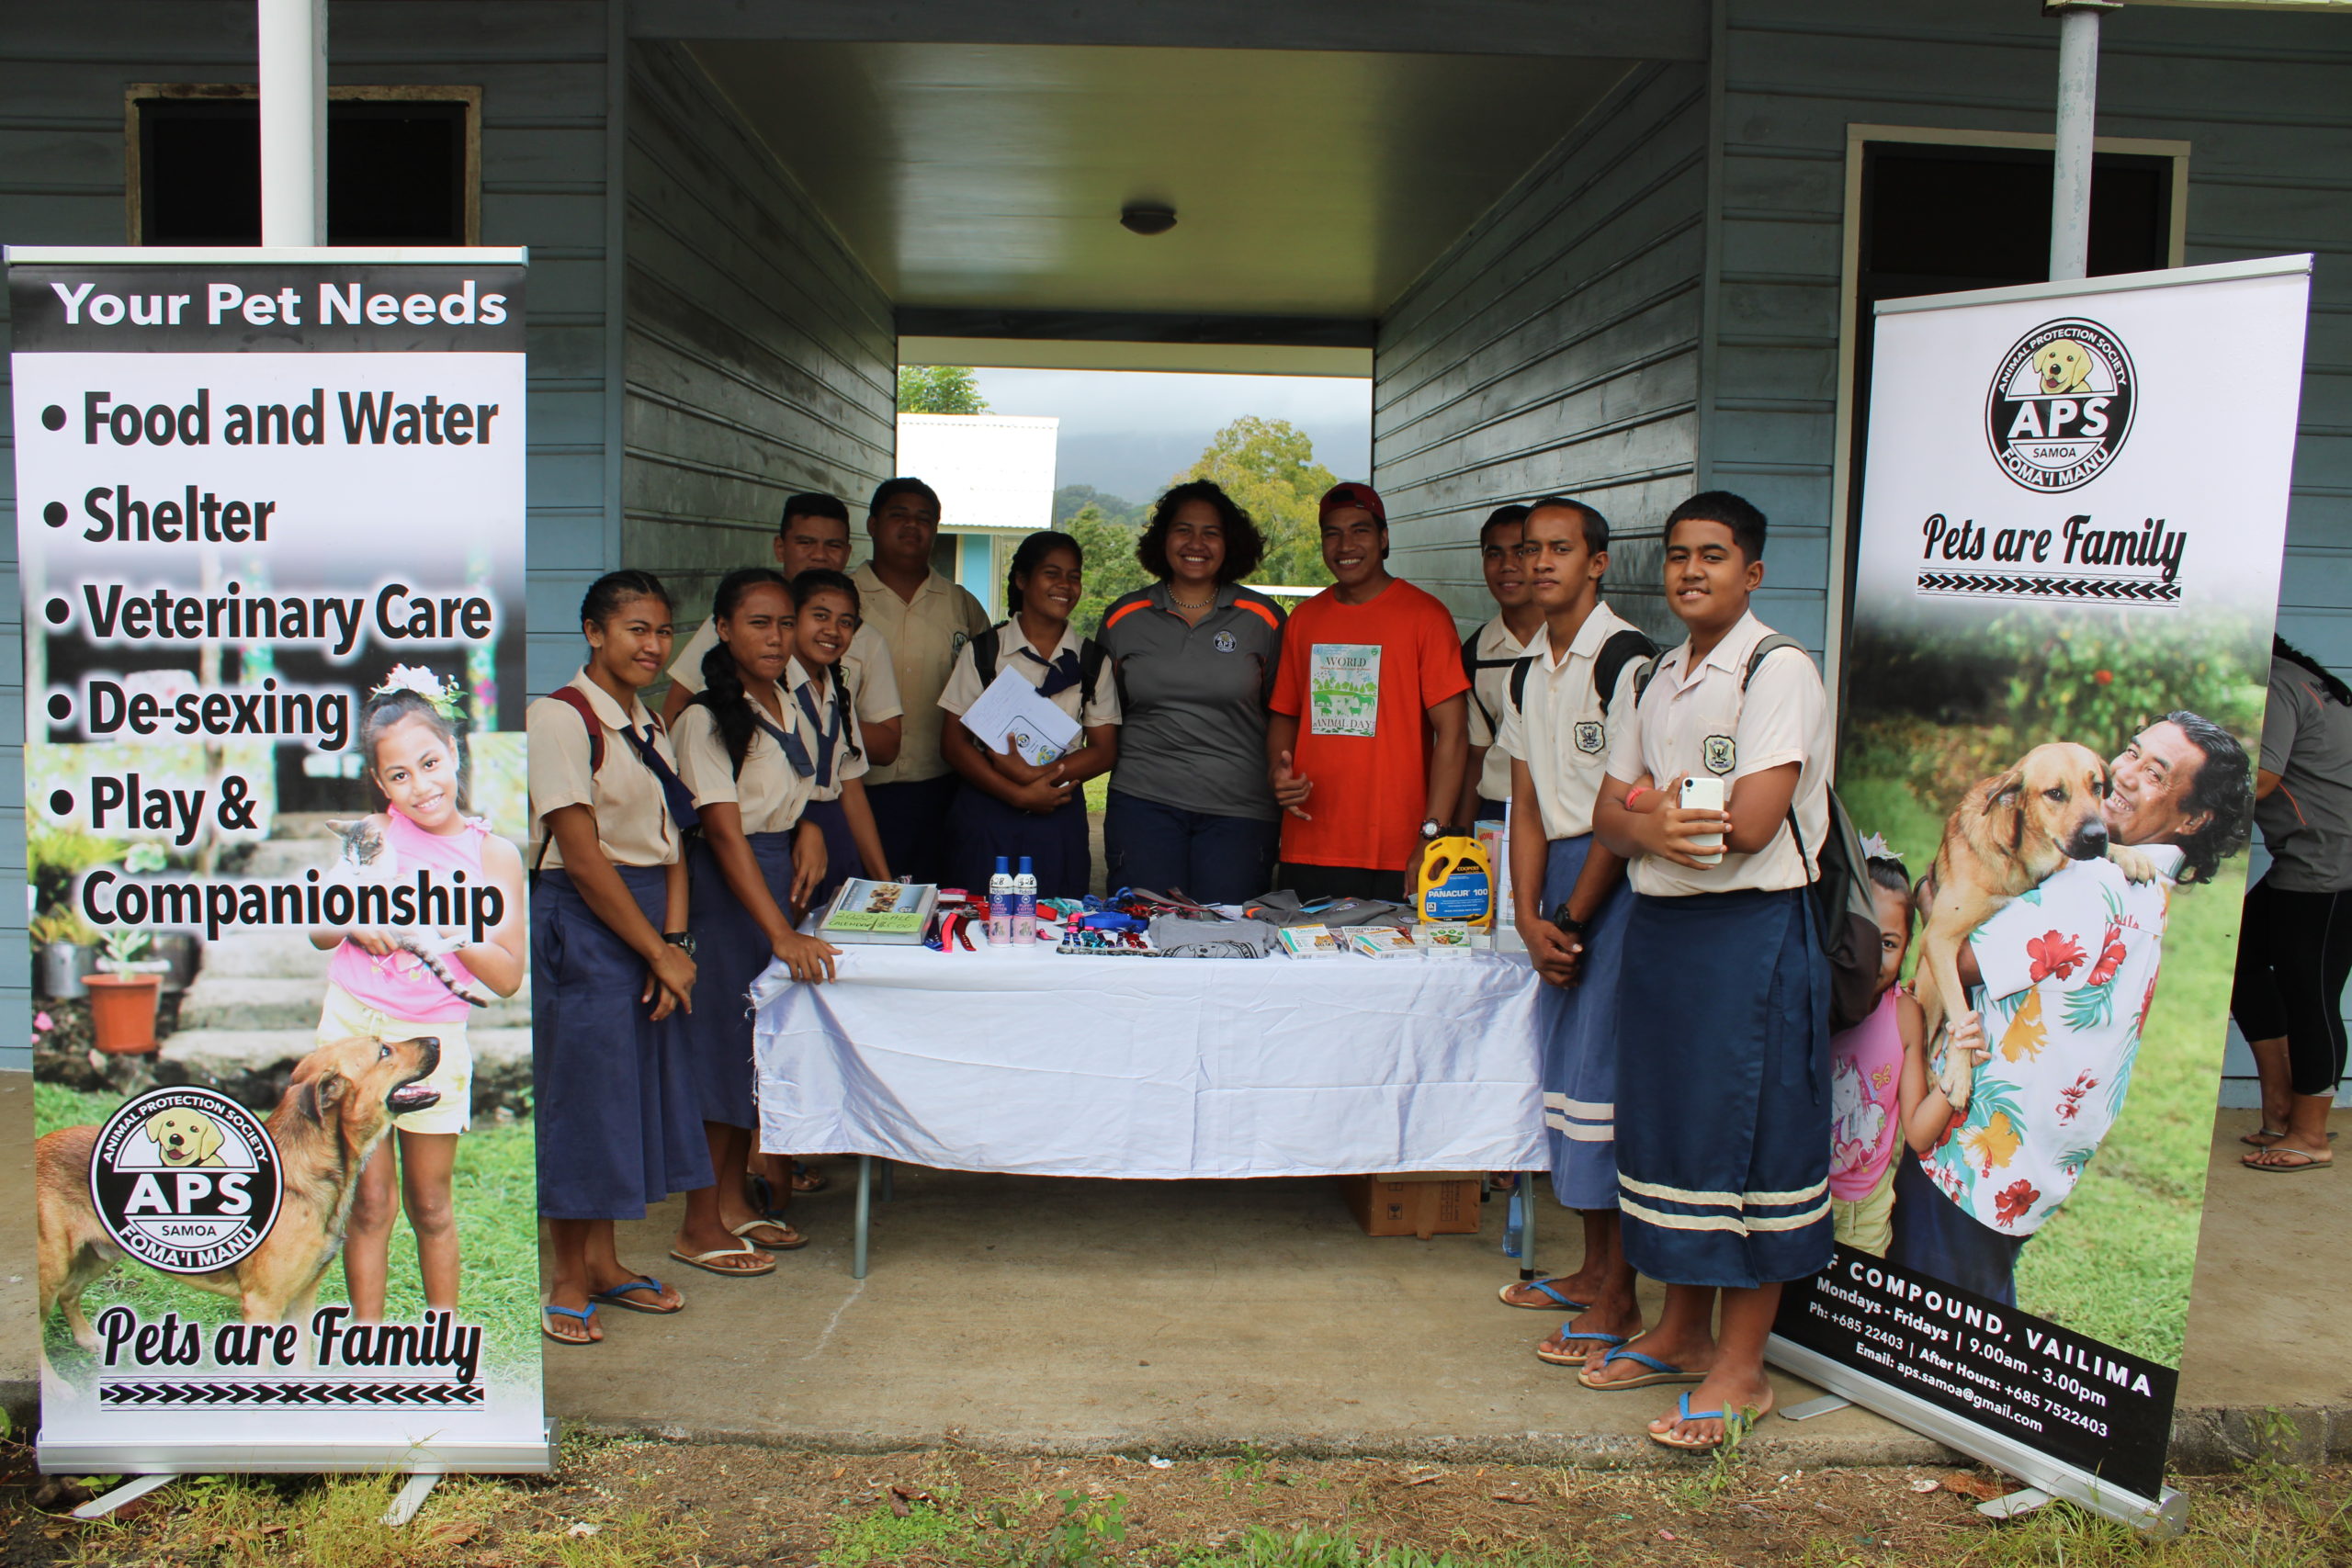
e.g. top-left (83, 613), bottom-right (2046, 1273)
top-left (1095, 481), bottom-right (1288, 904)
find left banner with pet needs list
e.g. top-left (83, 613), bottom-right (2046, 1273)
top-left (8, 247), bottom-right (548, 1472)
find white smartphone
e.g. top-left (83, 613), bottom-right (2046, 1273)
top-left (1679, 774), bottom-right (1726, 865)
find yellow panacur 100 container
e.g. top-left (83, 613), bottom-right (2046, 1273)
top-left (1416, 834), bottom-right (1495, 929)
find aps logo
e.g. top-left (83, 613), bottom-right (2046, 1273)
top-left (1984, 317), bottom-right (2135, 493)
top-left (88, 1087), bottom-right (282, 1273)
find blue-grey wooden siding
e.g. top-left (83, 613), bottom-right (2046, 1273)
top-left (1371, 62), bottom-right (1706, 639)
top-left (618, 42), bottom-right (895, 626)
top-left (0, 0), bottom-right (620, 1071)
top-left (1714, 0), bottom-right (2351, 1100)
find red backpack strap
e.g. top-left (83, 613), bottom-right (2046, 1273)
top-left (546, 684), bottom-right (605, 775)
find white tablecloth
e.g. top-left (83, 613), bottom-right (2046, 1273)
top-left (748, 942), bottom-right (1549, 1180)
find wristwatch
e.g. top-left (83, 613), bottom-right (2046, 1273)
top-left (1551, 908), bottom-right (1589, 938)
top-left (1419, 818), bottom-right (1443, 840)
top-left (663, 931), bottom-right (697, 957)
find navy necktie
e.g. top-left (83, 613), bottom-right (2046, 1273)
top-left (1021, 644), bottom-right (1083, 699)
top-left (620, 723), bottom-right (701, 831)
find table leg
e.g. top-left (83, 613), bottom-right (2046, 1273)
top-left (854, 1155), bottom-right (873, 1280)
top-left (1519, 1174), bottom-right (1540, 1282)
top-left (880, 1158), bottom-right (894, 1202)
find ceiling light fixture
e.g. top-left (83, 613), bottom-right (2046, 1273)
top-left (1119, 203), bottom-right (1177, 236)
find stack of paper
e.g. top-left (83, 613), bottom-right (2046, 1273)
top-left (959, 667), bottom-right (1083, 766)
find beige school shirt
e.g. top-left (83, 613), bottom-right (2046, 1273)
top-left (939, 621), bottom-right (1124, 732)
top-left (785, 657), bottom-right (872, 804)
top-left (526, 671), bottom-right (683, 869)
top-left (1464, 615), bottom-right (1535, 807)
top-left (667, 615), bottom-right (903, 729)
top-left (1493, 602), bottom-right (1643, 842)
top-left (671, 694), bottom-right (818, 837)
top-left (855, 562), bottom-right (991, 786)
top-left (1603, 611), bottom-right (1831, 897)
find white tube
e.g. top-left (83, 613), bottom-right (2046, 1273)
top-left (257, 0), bottom-right (327, 246)
top-left (2050, 5), bottom-right (2101, 283)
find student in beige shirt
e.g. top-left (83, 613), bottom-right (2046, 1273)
top-left (854, 477), bottom-right (990, 883)
top-left (529, 570), bottom-right (758, 1347)
top-left (661, 492), bottom-right (904, 767)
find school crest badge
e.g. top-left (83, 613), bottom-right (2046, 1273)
top-left (1573, 720), bottom-right (1606, 755)
top-left (951, 630), bottom-right (969, 654)
top-left (1214, 630), bottom-right (1237, 653)
top-left (88, 1088), bottom-right (282, 1274)
top-left (1702, 734), bottom-right (1736, 774)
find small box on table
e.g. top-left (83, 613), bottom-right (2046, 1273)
top-left (1337, 1171), bottom-right (1484, 1239)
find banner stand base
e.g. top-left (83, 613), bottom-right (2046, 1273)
top-left (383, 1472), bottom-right (442, 1527)
top-left (1780, 1393), bottom-right (1855, 1422)
top-left (37, 1417), bottom-right (559, 1477)
top-left (1768, 1336), bottom-right (2185, 1537)
top-left (1978, 1486), bottom-right (2055, 1521)
top-left (72, 1473), bottom-right (175, 1520)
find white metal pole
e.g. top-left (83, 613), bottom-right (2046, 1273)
top-left (257, 0), bottom-right (327, 246)
top-left (2048, 3), bottom-right (2108, 282)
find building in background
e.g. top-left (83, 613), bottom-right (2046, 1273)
top-left (896, 412), bottom-right (1058, 618)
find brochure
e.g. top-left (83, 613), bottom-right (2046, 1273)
top-left (820, 878), bottom-right (939, 944)
top-left (958, 666), bottom-right (1082, 765)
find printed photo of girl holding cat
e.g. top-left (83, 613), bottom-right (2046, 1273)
top-left (309, 668), bottom-right (528, 1319)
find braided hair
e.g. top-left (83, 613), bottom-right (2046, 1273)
top-left (2275, 634), bottom-right (2352, 707)
top-left (580, 569), bottom-right (670, 630)
top-left (789, 568), bottom-right (864, 765)
top-left (692, 567), bottom-right (794, 775)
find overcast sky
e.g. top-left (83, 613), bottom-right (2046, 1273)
top-left (970, 367), bottom-right (1372, 509)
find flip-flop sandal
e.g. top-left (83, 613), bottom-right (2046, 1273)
top-left (1577, 1345), bottom-right (1706, 1391)
top-left (589, 1275), bottom-right (682, 1314)
top-left (541, 1303), bottom-right (598, 1345)
top-left (1647, 1391), bottom-right (1760, 1453)
top-left (1535, 1327), bottom-right (1628, 1366)
top-left (2244, 1147), bottom-right (2334, 1172)
top-left (745, 1171), bottom-right (782, 1217)
top-left (730, 1217), bottom-right (809, 1250)
top-left (669, 1240), bottom-right (778, 1277)
top-left (792, 1160), bottom-right (830, 1193)
top-left (2242, 1129), bottom-right (2335, 1147)
top-left (1498, 1279), bottom-right (1592, 1312)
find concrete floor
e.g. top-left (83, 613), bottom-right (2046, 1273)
top-left (4, 1070), bottom-right (2343, 1468)
top-left (539, 1112), bottom-right (2352, 1468)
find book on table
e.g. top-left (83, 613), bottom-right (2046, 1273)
top-left (820, 878), bottom-right (939, 944)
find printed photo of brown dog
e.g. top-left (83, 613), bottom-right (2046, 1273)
top-left (36, 1034), bottom-right (440, 1372)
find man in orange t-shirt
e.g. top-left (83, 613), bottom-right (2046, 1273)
top-left (1266, 482), bottom-right (1472, 903)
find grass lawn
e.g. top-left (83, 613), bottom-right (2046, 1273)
top-left (1836, 774), bottom-right (2236, 1365)
top-left (33, 1082), bottom-right (541, 1383)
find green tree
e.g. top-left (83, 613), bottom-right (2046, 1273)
top-left (1064, 502), bottom-right (1153, 635)
top-left (1170, 416), bottom-right (1337, 589)
top-left (897, 365), bottom-right (989, 414)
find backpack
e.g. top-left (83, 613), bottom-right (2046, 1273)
top-left (1460, 630), bottom-right (1527, 737)
top-left (1505, 626), bottom-right (1658, 716)
top-left (1632, 633), bottom-right (1882, 1033)
top-left (974, 625), bottom-right (1108, 712)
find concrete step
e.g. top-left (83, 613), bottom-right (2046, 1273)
top-left (194, 931), bottom-right (334, 980)
top-left (160, 1026), bottom-right (528, 1118)
top-left (235, 838), bottom-right (343, 878)
top-left (178, 974), bottom-right (530, 1031)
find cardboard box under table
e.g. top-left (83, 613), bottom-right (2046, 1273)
top-left (748, 941), bottom-right (1549, 1274)
top-left (1339, 1171), bottom-right (1486, 1239)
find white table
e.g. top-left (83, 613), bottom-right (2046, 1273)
top-left (749, 942), bottom-right (1551, 1274)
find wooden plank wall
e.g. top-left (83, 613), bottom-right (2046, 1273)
top-left (1713, 0), bottom-right (2351, 661)
top-left (1716, 0), bottom-right (2352, 1100)
top-left (619, 42), bottom-right (895, 629)
top-left (0, 1), bottom-right (617, 1070)
top-left (1370, 62), bottom-right (1708, 639)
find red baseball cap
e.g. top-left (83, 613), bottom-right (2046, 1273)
top-left (1318, 481), bottom-right (1386, 525)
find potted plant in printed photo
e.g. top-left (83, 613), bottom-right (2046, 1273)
top-left (86, 927), bottom-right (168, 1055)
top-left (30, 905), bottom-right (101, 1000)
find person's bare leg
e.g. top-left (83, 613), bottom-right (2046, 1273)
top-left (344, 1142), bottom-right (398, 1323)
top-left (1537, 1211), bottom-right (1642, 1355)
top-left (708, 1124), bottom-right (797, 1246)
top-left (2245, 1035), bottom-right (2294, 1142)
top-left (1583, 1281), bottom-right (1717, 1384)
top-left (397, 1131), bottom-right (462, 1311)
top-left (675, 1131), bottom-right (778, 1273)
top-left (1653, 1283), bottom-right (1780, 1446)
top-left (2246, 1091), bottom-right (2335, 1168)
top-left (582, 1215), bottom-right (683, 1312)
top-left (544, 1218), bottom-right (604, 1341)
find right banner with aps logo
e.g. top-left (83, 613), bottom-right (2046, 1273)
top-left (1771, 256), bottom-right (2313, 1519)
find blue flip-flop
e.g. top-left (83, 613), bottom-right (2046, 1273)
top-left (541, 1303), bottom-right (598, 1345)
top-left (589, 1275), bottom-right (681, 1314)
top-left (1648, 1390), bottom-right (1758, 1452)
top-left (1577, 1344), bottom-right (1706, 1390)
top-left (1535, 1326), bottom-right (1629, 1366)
top-left (1497, 1279), bottom-right (1593, 1312)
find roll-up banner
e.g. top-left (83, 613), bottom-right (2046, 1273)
top-left (8, 247), bottom-right (549, 1472)
top-left (1771, 255), bottom-right (2311, 1526)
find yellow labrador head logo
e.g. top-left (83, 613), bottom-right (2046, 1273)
top-left (1987, 318), bottom-right (2135, 492)
top-left (142, 1107), bottom-right (227, 1168)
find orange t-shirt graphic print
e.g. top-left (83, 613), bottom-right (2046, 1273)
top-left (1270, 581), bottom-right (1470, 872)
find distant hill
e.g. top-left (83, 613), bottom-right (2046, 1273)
top-left (1053, 485), bottom-right (1144, 529)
